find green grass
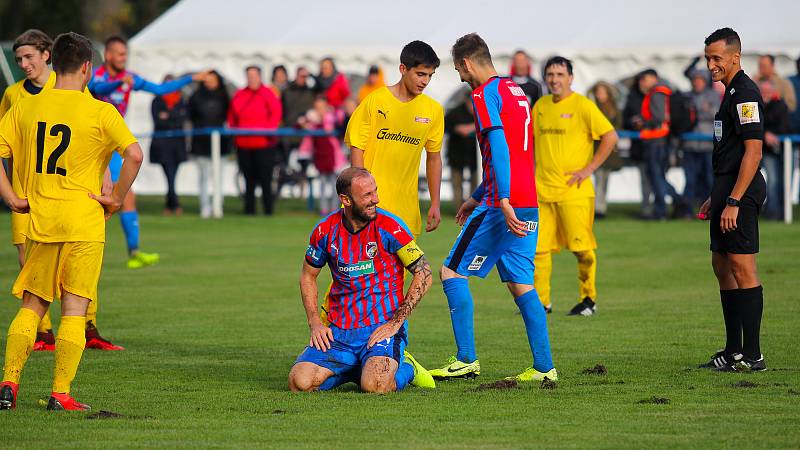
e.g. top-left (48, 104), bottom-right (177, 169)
top-left (0, 197), bottom-right (798, 449)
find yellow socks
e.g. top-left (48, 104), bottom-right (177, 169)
top-left (576, 249), bottom-right (597, 301)
top-left (3, 308), bottom-right (41, 384)
top-left (85, 297), bottom-right (98, 328)
top-left (52, 316), bottom-right (86, 394)
top-left (37, 310), bottom-right (53, 333)
top-left (533, 252), bottom-right (553, 307)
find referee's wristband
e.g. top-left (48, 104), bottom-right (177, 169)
top-left (726, 196), bottom-right (741, 207)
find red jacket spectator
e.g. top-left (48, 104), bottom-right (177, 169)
top-left (316, 57), bottom-right (351, 109)
top-left (324, 73), bottom-right (351, 109)
top-left (227, 84), bottom-right (282, 149)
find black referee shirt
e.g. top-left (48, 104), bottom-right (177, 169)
top-left (713, 70), bottom-right (764, 175)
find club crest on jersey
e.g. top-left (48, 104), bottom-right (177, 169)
top-left (338, 260), bottom-right (376, 277)
top-left (468, 255), bottom-right (487, 271)
top-left (366, 242), bottom-right (378, 259)
top-left (415, 116), bottom-right (431, 123)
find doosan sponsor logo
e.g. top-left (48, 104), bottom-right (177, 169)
top-left (376, 128), bottom-right (421, 146)
top-left (338, 260), bottom-right (376, 276)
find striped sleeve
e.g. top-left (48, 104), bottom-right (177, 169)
top-left (473, 80), bottom-right (503, 134)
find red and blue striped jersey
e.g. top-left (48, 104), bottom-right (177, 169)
top-left (305, 208), bottom-right (423, 329)
top-left (471, 76), bottom-right (537, 208)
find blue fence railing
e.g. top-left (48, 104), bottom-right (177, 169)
top-left (139, 127), bottom-right (800, 144)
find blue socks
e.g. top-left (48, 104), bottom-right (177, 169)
top-left (515, 289), bottom-right (554, 372)
top-left (394, 361), bottom-right (415, 391)
top-left (443, 277), bottom-right (477, 363)
top-left (119, 211), bottom-right (139, 253)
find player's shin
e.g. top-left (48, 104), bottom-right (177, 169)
top-left (515, 289), bottom-right (554, 372)
top-left (443, 278), bottom-right (477, 363)
top-left (576, 250), bottom-right (597, 300)
top-left (739, 286), bottom-right (763, 360)
top-left (3, 308), bottom-right (41, 383)
top-left (720, 289), bottom-right (742, 355)
top-left (119, 211), bottom-right (140, 254)
top-left (52, 316), bottom-right (87, 394)
top-left (533, 252), bottom-right (553, 307)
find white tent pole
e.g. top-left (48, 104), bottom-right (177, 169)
top-left (211, 130), bottom-right (223, 219)
top-left (784, 137), bottom-right (792, 224)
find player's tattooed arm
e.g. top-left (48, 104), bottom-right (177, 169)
top-left (393, 255), bottom-right (433, 324)
top-left (367, 255), bottom-right (432, 348)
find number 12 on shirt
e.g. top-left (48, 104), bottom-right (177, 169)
top-left (36, 121), bottom-right (70, 176)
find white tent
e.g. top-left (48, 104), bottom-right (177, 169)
top-left (125, 0), bottom-right (800, 200)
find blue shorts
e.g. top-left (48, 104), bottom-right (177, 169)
top-left (108, 152), bottom-right (123, 183)
top-left (443, 205), bottom-right (538, 284)
top-left (294, 321), bottom-right (408, 379)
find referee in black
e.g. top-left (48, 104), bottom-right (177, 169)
top-left (698, 28), bottom-right (767, 371)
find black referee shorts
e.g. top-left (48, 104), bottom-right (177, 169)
top-left (709, 172), bottom-right (766, 254)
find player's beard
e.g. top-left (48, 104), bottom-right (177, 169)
top-left (352, 202), bottom-right (378, 224)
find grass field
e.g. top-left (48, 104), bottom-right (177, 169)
top-left (0, 196), bottom-right (798, 449)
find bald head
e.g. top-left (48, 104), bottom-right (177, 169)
top-left (336, 167), bottom-right (372, 197)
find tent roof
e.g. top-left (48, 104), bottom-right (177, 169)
top-left (131, 0), bottom-right (800, 59)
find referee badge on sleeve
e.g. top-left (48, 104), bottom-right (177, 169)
top-left (736, 102), bottom-right (760, 125)
top-left (714, 120), bottom-right (722, 141)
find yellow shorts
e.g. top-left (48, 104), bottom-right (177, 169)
top-left (537, 197), bottom-right (597, 253)
top-left (10, 212), bottom-right (27, 246)
top-left (12, 239), bottom-right (104, 302)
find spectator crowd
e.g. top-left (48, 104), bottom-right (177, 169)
top-left (146, 52), bottom-right (800, 220)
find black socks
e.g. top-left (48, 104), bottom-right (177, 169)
top-left (720, 286), bottom-right (763, 360)
top-left (720, 289), bottom-right (742, 355)
top-left (738, 286), bottom-right (764, 360)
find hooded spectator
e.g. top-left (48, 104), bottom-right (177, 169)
top-left (150, 74), bottom-right (189, 216)
top-left (682, 69), bottom-right (719, 209)
top-left (316, 57), bottom-right (351, 109)
top-left (634, 69), bottom-right (684, 220)
top-left (188, 70), bottom-right (230, 218)
top-left (622, 71), bottom-right (653, 218)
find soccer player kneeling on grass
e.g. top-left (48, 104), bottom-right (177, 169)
top-left (0, 32), bottom-right (143, 411)
top-left (430, 33), bottom-right (556, 382)
top-left (288, 168), bottom-right (435, 393)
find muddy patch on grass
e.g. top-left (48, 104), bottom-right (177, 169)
top-left (731, 380), bottom-right (760, 388)
top-left (475, 379), bottom-right (519, 391)
top-left (539, 379), bottom-right (557, 390)
top-left (271, 409), bottom-right (286, 414)
top-left (637, 396), bottom-right (670, 405)
top-left (581, 364), bottom-right (608, 375)
top-left (788, 389), bottom-right (800, 396)
top-left (86, 411), bottom-right (125, 420)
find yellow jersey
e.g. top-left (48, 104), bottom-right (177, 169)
top-left (0, 71), bottom-right (57, 117)
top-left (345, 86), bottom-right (444, 236)
top-left (532, 93), bottom-right (614, 202)
top-left (0, 88), bottom-right (137, 243)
